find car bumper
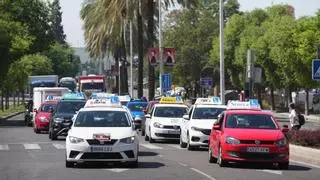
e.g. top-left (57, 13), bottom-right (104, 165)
top-left (150, 128), bottom-right (180, 140)
top-left (52, 121), bottom-right (73, 136)
top-left (66, 141), bottom-right (139, 162)
top-left (221, 144), bottom-right (289, 163)
top-left (35, 120), bottom-right (49, 130)
top-left (189, 130), bottom-right (209, 147)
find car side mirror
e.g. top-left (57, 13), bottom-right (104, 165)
top-left (145, 114), bottom-right (151, 118)
top-left (183, 115), bottom-right (190, 120)
top-left (282, 125), bottom-right (289, 133)
top-left (212, 124), bottom-right (221, 130)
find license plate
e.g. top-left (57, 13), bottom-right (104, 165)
top-left (247, 147), bottom-right (270, 153)
top-left (167, 130), bottom-right (179, 134)
top-left (90, 146), bottom-right (112, 152)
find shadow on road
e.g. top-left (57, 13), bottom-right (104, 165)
top-left (151, 139), bottom-right (180, 145)
top-left (76, 161), bottom-right (165, 169)
top-left (139, 151), bottom-right (158, 157)
top-left (0, 119), bottom-right (26, 128)
top-left (225, 162), bottom-right (311, 171)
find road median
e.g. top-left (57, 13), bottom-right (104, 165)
top-left (0, 105), bottom-right (25, 121)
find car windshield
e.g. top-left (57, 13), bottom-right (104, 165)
top-left (128, 103), bottom-right (148, 112)
top-left (154, 106), bottom-right (187, 118)
top-left (82, 82), bottom-right (104, 91)
top-left (74, 111), bottom-right (131, 127)
top-left (225, 114), bottom-right (277, 129)
top-left (192, 107), bottom-right (225, 119)
top-left (56, 101), bottom-right (85, 114)
top-left (40, 104), bottom-right (56, 113)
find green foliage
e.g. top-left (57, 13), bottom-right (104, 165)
top-left (19, 54), bottom-right (53, 75)
top-left (49, 0), bottom-right (66, 44)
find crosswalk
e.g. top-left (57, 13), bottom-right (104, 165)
top-left (0, 142), bottom-right (187, 151)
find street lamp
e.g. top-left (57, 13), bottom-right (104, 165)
top-left (219, 0), bottom-right (225, 104)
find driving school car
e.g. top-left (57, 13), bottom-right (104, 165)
top-left (144, 96), bottom-right (188, 143)
top-left (208, 100), bottom-right (290, 169)
top-left (65, 97), bottom-right (139, 168)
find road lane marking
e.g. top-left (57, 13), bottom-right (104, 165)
top-left (167, 144), bottom-right (183, 149)
top-left (290, 160), bottom-right (320, 169)
top-left (105, 169), bottom-right (129, 173)
top-left (178, 162), bottom-right (188, 167)
top-left (52, 143), bottom-right (65, 149)
top-left (190, 168), bottom-right (217, 180)
top-left (257, 170), bottom-right (282, 175)
top-left (140, 144), bottom-right (163, 149)
top-left (0, 145), bottom-right (9, 151)
top-left (23, 144), bottom-right (41, 150)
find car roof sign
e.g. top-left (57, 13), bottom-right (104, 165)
top-left (160, 96), bottom-right (183, 104)
top-left (91, 93), bottom-right (115, 100)
top-left (195, 97), bottom-right (221, 105)
top-left (62, 92), bottom-right (86, 100)
top-left (84, 96), bottom-right (122, 108)
top-left (227, 99), bottom-right (261, 110)
top-left (119, 95), bottom-right (131, 102)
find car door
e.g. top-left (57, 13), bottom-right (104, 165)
top-left (210, 112), bottom-right (224, 157)
top-left (182, 106), bottom-right (193, 142)
top-left (145, 106), bottom-right (155, 136)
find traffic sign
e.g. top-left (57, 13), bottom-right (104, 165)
top-left (161, 74), bottom-right (171, 91)
top-left (200, 77), bottom-right (213, 88)
top-left (312, 59), bottom-right (320, 80)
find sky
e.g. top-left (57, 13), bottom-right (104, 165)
top-left (60, 0), bottom-right (320, 48)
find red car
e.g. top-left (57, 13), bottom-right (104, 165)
top-left (34, 101), bottom-right (58, 133)
top-left (208, 101), bottom-right (289, 169)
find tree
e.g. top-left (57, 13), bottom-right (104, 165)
top-left (49, 0), bottom-right (66, 44)
top-left (18, 54), bottom-right (53, 75)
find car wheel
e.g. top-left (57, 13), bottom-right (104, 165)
top-left (187, 134), bottom-right (194, 151)
top-left (141, 129), bottom-right (145, 136)
top-left (180, 135), bottom-right (187, 148)
top-left (65, 160), bottom-right (74, 168)
top-left (34, 128), bottom-right (40, 134)
top-left (149, 127), bottom-right (155, 143)
top-left (51, 132), bottom-right (58, 140)
top-left (49, 130), bottom-right (52, 139)
top-left (278, 162), bottom-right (289, 170)
top-left (208, 146), bottom-right (217, 163)
top-left (27, 121), bottom-right (33, 127)
top-left (217, 146), bottom-right (228, 167)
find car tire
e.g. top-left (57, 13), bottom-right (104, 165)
top-left (149, 136), bottom-right (155, 143)
top-left (34, 128), bottom-right (40, 134)
top-left (208, 146), bottom-right (217, 163)
top-left (217, 146), bottom-right (228, 167)
top-left (141, 129), bottom-right (145, 136)
top-left (51, 131), bottom-right (57, 140)
top-left (187, 134), bottom-right (194, 151)
top-left (180, 135), bottom-right (187, 148)
top-left (65, 160), bottom-right (74, 168)
top-left (279, 162), bottom-right (289, 170)
top-left (144, 134), bottom-right (149, 141)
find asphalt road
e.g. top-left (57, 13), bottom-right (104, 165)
top-left (0, 114), bottom-right (320, 180)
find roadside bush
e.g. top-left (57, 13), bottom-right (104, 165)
top-left (287, 130), bottom-right (320, 148)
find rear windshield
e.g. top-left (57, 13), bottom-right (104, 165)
top-left (40, 104), bottom-right (56, 113)
top-left (154, 106), bottom-right (187, 118)
top-left (192, 107), bottom-right (225, 119)
top-left (74, 111), bottom-right (131, 127)
top-left (56, 101), bottom-right (86, 114)
top-left (225, 114), bottom-right (277, 129)
top-left (128, 103), bottom-right (148, 112)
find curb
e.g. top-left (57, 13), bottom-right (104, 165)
top-left (290, 144), bottom-right (320, 167)
top-left (0, 111), bottom-right (25, 121)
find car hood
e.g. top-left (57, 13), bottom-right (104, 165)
top-left (35, 112), bottom-right (51, 118)
top-left (68, 127), bottom-right (135, 139)
top-left (152, 117), bottom-right (183, 125)
top-left (189, 119), bottom-right (217, 129)
top-left (132, 111), bottom-right (144, 118)
top-left (224, 129), bottom-right (283, 141)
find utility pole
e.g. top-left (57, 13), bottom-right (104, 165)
top-left (247, 49), bottom-right (253, 99)
top-left (126, 0), bottom-right (133, 97)
top-left (219, 0), bottom-right (225, 104)
top-left (159, 0), bottom-right (163, 96)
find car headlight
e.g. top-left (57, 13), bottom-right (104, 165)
top-left (153, 122), bottom-right (163, 128)
top-left (69, 136), bottom-right (84, 144)
top-left (274, 138), bottom-right (287, 147)
top-left (39, 116), bottom-right (48, 122)
top-left (53, 117), bottom-right (63, 123)
top-left (135, 115), bottom-right (142, 121)
top-left (225, 137), bottom-right (240, 145)
top-left (120, 136), bottom-right (135, 144)
top-left (191, 126), bottom-right (202, 131)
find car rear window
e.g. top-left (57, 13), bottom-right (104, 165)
top-left (225, 114), bottom-right (277, 129)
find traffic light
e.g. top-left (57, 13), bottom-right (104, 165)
top-left (164, 48), bottom-right (175, 65)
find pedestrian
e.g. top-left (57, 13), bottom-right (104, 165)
top-left (289, 103), bottom-right (301, 130)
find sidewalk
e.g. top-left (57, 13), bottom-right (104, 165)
top-left (290, 144), bottom-right (320, 167)
top-left (272, 111), bottom-right (320, 122)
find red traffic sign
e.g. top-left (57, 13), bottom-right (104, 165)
top-left (148, 48), bottom-right (159, 66)
top-left (164, 48), bottom-right (175, 65)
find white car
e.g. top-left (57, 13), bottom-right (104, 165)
top-left (65, 99), bottom-right (139, 168)
top-left (180, 98), bottom-right (226, 150)
top-left (144, 103), bottom-right (188, 143)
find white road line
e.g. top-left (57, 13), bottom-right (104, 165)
top-left (257, 170), bottom-right (282, 175)
top-left (52, 143), bottom-right (65, 149)
top-left (140, 144), bottom-right (163, 149)
top-left (106, 169), bottom-right (129, 173)
top-left (178, 162), bottom-right (188, 167)
top-left (0, 145), bottom-right (9, 151)
top-left (167, 144), bottom-right (182, 149)
top-left (23, 144), bottom-right (41, 150)
top-left (190, 168), bottom-right (217, 180)
top-left (290, 160), bottom-right (320, 169)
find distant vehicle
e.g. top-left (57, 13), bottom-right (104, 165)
top-left (28, 75), bottom-right (59, 96)
top-left (59, 77), bottom-right (77, 92)
top-left (79, 75), bottom-right (106, 95)
top-left (33, 100), bottom-right (58, 133)
top-left (126, 101), bottom-right (148, 130)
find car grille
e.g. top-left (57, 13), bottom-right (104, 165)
top-left (81, 152), bottom-right (123, 159)
top-left (238, 153), bottom-right (279, 160)
top-left (240, 140), bottom-right (274, 145)
top-left (200, 129), bottom-right (211, 135)
top-left (155, 133), bottom-right (180, 138)
top-left (86, 139), bottom-right (118, 145)
top-left (163, 125), bottom-right (180, 130)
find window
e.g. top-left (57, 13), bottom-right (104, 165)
top-left (192, 107), bottom-right (225, 119)
top-left (154, 106), bottom-right (187, 118)
top-left (74, 111), bottom-right (131, 127)
top-left (40, 104), bottom-right (56, 113)
top-left (127, 103), bottom-right (148, 111)
top-left (56, 101), bottom-right (85, 114)
top-left (225, 114), bottom-right (277, 129)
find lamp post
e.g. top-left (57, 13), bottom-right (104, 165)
top-left (219, 0), bottom-right (225, 104)
top-left (158, 0), bottom-right (163, 96)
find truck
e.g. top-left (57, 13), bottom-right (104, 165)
top-left (28, 75), bottom-right (59, 96)
top-left (58, 77), bottom-right (77, 92)
top-left (78, 75), bottom-right (106, 95)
